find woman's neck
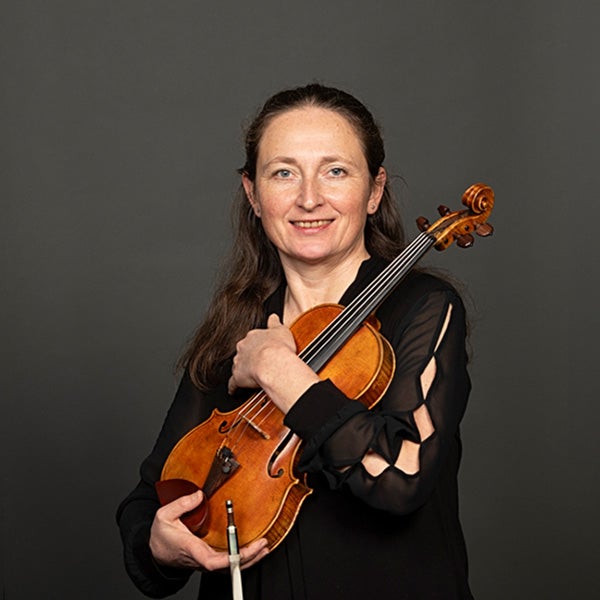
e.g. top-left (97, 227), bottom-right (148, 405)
top-left (281, 253), bottom-right (369, 324)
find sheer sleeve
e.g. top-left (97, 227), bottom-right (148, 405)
top-left (116, 372), bottom-right (213, 598)
top-left (283, 284), bottom-right (470, 516)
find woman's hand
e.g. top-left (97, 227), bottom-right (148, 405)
top-left (228, 314), bottom-right (296, 391)
top-left (149, 490), bottom-right (269, 572)
top-left (228, 314), bottom-right (320, 413)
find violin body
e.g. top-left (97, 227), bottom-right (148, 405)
top-left (159, 304), bottom-right (395, 551)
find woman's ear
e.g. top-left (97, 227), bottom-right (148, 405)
top-left (242, 173), bottom-right (261, 217)
top-left (367, 167), bottom-right (387, 214)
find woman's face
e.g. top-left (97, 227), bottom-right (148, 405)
top-left (242, 106), bottom-right (386, 271)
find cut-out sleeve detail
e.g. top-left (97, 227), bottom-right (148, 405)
top-left (284, 285), bottom-right (470, 516)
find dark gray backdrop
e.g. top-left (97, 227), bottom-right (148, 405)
top-left (2, 1), bottom-right (598, 598)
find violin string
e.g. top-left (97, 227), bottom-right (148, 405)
top-left (304, 233), bottom-right (429, 356)
top-left (342, 232), bottom-right (433, 318)
top-left (234, 393), bottom-right (265, 424)
top-left (227, 390), bottom-right (289, 455)
top-left (300, 232), bottom-right (435, 369)
top-left (333, 233), bottom-right (432, 330)
top-left (301, 238), bottom-right (428, 367)
top-left (226, 413), bottom-right (262, 455)
top-left (244, 393), bottom-right (278, 434)
top-left (251, 405), bottom-right (283, 440)
top-left (222, 410), bottom-right (256, 453)
top-left (226, 392), bottom-right (271, 451)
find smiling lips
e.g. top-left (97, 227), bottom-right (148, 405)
top-left (292, 219), bottom-right (334, 229)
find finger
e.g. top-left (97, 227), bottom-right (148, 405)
top-left (266, 313), bottom-right (281, 328)
top-left (240, 538), bottom-right (269, 570)
top-left (188, 538), bottom-right (264, 573)
top-left (228, 373), bottom-right (238, 395)
top-left (190, 546), bottom-right (231, 572)
top-left (182, 537), bottom-right (269, 573)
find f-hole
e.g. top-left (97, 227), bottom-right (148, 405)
top-left (218, 419), bottom-right (232, 434)
top-left (268, 430), bottom-right (294, 478)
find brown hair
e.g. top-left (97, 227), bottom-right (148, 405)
top-left (180, 83), bottom-right (407, 390)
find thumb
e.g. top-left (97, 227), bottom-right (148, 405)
top-left (161, 489), bottom-right (204, 521)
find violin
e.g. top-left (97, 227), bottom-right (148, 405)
top-left (156, 183), bottom-right (495, 551)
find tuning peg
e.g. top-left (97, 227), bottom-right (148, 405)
top-left (438, 205), bottom-right (451, 216)
top-left (456, 233), bottom-right (474, 248)
top-left (475, 222), bottom-right (494, 237)
top-left (416, 217), bottom-right (430, 232)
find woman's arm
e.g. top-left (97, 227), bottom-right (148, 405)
top-left (283, 288), bottom-right (471, 515)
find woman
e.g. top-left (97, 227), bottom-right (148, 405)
top-left (117, 84), bottom-right (474, 599)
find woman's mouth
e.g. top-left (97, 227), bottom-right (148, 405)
top-left (292, 219), bottom-right (333, 229)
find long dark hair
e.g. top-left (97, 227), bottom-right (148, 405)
top-left (180, 83), bottom-right (407, 390)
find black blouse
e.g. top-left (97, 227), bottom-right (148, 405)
top-left (117, 258), bottom-right (474, 599)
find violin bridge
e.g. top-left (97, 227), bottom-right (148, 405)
top-left (240, 415), bottom-right (270, 439)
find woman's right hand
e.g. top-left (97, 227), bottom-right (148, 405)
top-left (149, 490), bottom-right (269, 572)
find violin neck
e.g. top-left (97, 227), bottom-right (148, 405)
top-left (300, 231), bottom-right (436, 372)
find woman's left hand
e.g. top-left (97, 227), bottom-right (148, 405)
top-left (228, 314), bottom-right (319, 413)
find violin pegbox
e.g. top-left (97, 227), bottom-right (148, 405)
top-left (416, 183), bottom-right (495, 251)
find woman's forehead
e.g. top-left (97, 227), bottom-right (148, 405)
top-left (257, 106), bottom-right (365, 161)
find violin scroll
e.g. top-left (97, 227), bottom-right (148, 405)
top-left (416, 183), bottom-right (495, 251)
top-left (462, 183), bottom-right (494, 216)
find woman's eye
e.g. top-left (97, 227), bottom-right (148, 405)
top-left (330, 167), bottom-right (346, 177)
top-left (275, 169), bottom-right (292, 178)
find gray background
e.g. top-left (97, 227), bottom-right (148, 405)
top-left (2, 1), bottom-right (598, 598)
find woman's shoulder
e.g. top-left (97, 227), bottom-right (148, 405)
top-left (377, 268), bottom-right (465, 333)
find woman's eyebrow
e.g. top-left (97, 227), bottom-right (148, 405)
top-left (262, 154), bottom-right (355, 168)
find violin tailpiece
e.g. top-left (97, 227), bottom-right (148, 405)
top-left (203, 446), bottom-right (240, 498)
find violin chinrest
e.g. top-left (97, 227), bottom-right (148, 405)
top-left (155, 478), bottom-right (208, 534)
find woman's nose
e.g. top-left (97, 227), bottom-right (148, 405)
top-left (297, 177), bottom-right (323, 210)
